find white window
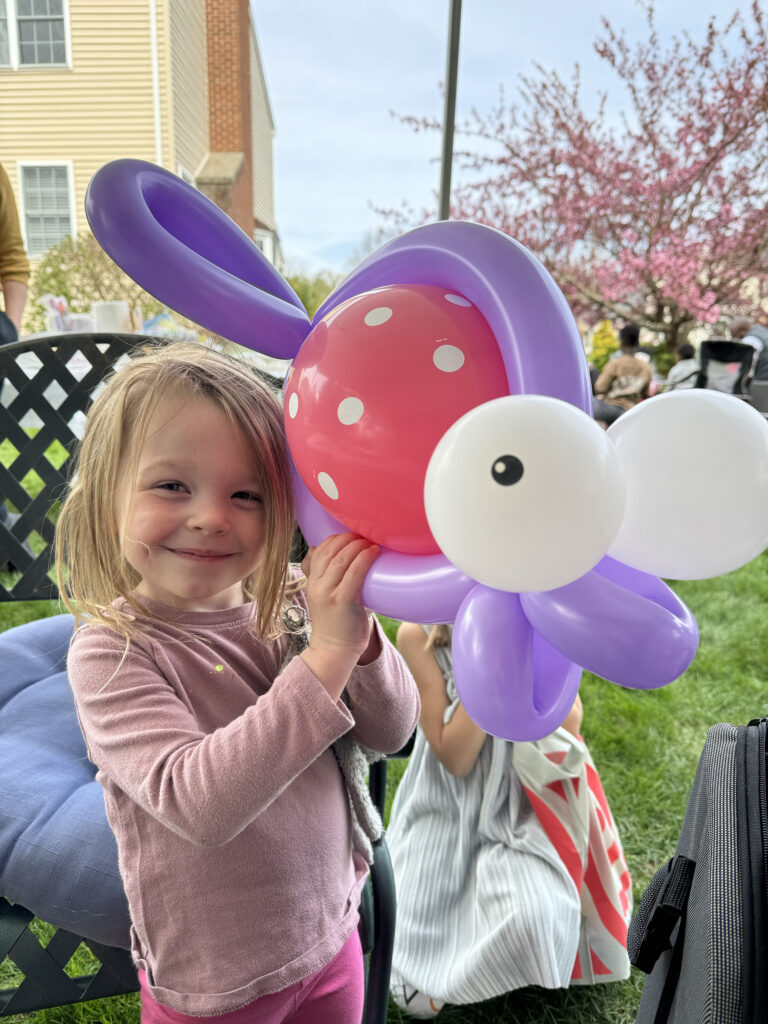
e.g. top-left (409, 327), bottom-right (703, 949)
top-left (0, 0), bottom-right (69, 68)
top-left (20, 163), bottom-right (74, 257)
top-left (0, 1), bottom-right (10, 65)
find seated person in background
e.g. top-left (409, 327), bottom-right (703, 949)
top-left (664, 342), bottom-right (699, 391)
top-left (387, 623), bottom-right (631, 1020)
top-left (592, 322), bottom-right (653, 425)
top-left (730, 314), bottom-right (768, 381)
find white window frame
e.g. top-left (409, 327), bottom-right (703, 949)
top-left (253, 228), bottom-right (277, 266)
top-left (0, 0), bottom-right (71, 70)
top-left (177, 165), bottom-right (195, 186)
top-left (18, 160), bottom-right (77, 258)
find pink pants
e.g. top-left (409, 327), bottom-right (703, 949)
top-left (139, 930), bottom-right (365, 1024)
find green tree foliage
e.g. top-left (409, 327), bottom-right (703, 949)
top-left (25, 231), bottom-right (165, 334)
top-left (285, 271), bottom-right (341, 319)
top-left (588, 319), bottom-right (619, 371)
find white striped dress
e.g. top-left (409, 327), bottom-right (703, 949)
top-left (387, 635), bottom-right (630, 1005)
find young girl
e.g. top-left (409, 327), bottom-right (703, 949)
top-left (388, 623), bottom-right (630, 1019)
top-left (56, 341), bottom-right (420, 1024)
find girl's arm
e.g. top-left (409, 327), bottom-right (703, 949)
top-left (69, 628), bottom-right (359, 847)
top-left (396, 622), bottom-right (487, 777)
top-left (299, 534), bottom-right (420, 755)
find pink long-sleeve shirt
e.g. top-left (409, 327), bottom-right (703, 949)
top-left (67, 593), bottom-right (419, 1016)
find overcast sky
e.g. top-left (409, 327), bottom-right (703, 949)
top-left (250, 1), bottom-right (748, 276)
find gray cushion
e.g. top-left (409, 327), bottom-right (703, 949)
top-left (0, 614), bottom-right (131, 948)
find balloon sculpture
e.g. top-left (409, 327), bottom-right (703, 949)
top-left (85, 159), bottom-right (768, 740)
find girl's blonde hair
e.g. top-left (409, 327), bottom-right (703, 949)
top-left (55, 341), bottom-right (297, 642)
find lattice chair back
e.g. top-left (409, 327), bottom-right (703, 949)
top-left (0, 333), bottom-right (151, 601)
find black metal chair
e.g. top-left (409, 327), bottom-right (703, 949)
top-left (0, 333), bottom-right (400, 1023)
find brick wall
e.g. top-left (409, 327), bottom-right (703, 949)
top-left (204, 0), bottom-right (253, 233)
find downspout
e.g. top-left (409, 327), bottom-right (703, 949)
top-left (149, 0), bottom-right (163, 165)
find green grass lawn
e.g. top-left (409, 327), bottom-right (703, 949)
top-left (2, 553), bottom-right (767, 1024)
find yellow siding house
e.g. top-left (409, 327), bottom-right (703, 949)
top-left (0, 0), bottom-right (279, 264)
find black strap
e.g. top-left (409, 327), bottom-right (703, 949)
top-left (633, 855), bottom-right (696, 974)
top-left (653, 912), bottom-right (688, 1024)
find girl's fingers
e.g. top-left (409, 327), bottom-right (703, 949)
top-left (308, 533), bottom-right (372, 585)
top-left (333, 542), bottom-right (381, 598)
top-left (317, 538), bottom-right (376, 590)
top-left (305, 533), bottom-right (356, 577)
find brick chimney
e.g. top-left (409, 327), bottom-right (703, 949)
top-left (198, 0), bottom-right (253, 234)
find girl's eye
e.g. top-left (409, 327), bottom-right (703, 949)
top-left (156, 481), bottom-right (187, 492)
top-left (233, 491), bottom-right (262, 503)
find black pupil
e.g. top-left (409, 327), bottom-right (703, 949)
top-left (491, 455), bottom-right (524, 486)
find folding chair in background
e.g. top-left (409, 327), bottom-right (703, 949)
top-left (694, 339), bottom-right (757, 397)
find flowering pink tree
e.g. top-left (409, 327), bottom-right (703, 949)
top-left (394, 2), bottom-right (768, 349)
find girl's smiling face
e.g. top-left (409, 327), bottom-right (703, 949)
top-left (115, 394), bottom-right (267, 611)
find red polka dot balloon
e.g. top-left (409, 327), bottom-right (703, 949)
top-left (284, 284), bottom-right (509, 555)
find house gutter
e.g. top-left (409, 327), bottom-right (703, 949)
top-left (149, 0), bottom-right (163, 165)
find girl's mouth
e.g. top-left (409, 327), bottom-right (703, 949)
top-left (167, 548), bottom-right (235, 561)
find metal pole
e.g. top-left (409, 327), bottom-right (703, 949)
top-left (438, 0), bottom-right (462, 221)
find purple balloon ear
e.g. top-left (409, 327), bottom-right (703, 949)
top-left (85, 159), bottom-right (310, 357)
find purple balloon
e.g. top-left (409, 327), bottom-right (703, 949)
top-left (294, 220), bottom-right (593, 615)
top-left (85, 159), bottom-right (310, 357)
top-left (520, 556), bottom-right (699, 688)
top-left (361, 554), bottom-right (474, 625)
top-left (83, 162), bottom-right (702, 740)
top-left (453, 585), bottom-right (582, 741)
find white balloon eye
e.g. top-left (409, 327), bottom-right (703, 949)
top-left (607, 390), bottom-right (768, 579)
top-left (424, 395), bottom-right (626, 593)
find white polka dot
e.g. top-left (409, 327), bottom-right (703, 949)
top-left (288, 392), bottom-right (299, 418)
top-left (433, 345), bottom-right (465, 372)
top-left (364, 306), bottom-right (393, 326)
top-left (318, 472), bottom-right (339, 500)
top-left (444, 293), bottom-right (472, 307)
top-left (337, 396), bottom-right (364, 425)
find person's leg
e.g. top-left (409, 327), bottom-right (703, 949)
top-left (591, 398), bottom-right (624, 426)
top-left (289, 930), bottom-right (365, 1024)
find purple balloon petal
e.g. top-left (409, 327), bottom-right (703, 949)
top-left (86, 159), bottom-right (310, 357)
top-left (453, 585), bottom-right (582, 741)
top-left (361, 553), bottom-right (474, 623)
top-left (520, 556), bottom-right (698, 688)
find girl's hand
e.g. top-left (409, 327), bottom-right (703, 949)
top-left (300, 533), bottom-right (380, 699)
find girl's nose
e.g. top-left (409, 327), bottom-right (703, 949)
top-left (187, 496), bottom-right (230, 533)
